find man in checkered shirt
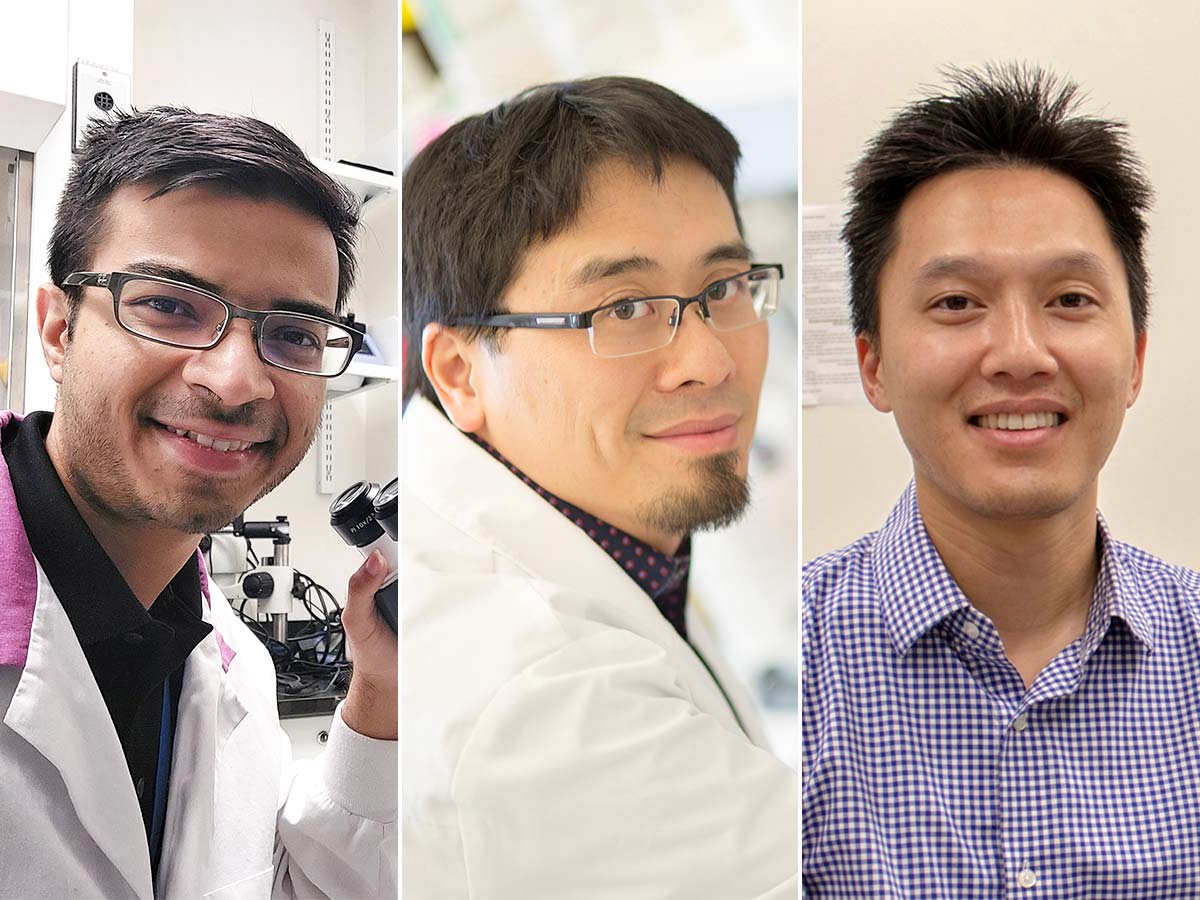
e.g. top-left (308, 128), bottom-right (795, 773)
top-left (803, 64), bottom-right (1200, 897)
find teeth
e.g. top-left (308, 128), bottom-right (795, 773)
top-left (163, 425), bottom-right (253, 452)
top-left (978, 412), bottom-right (1062, 430)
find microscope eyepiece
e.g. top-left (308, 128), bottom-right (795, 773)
top-left (329, 481), bottom-right (383, 548)
top-left (373, 478), bottom-right (398, 540)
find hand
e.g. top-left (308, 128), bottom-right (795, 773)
top-left (340, 551), bottom-right (398, 740)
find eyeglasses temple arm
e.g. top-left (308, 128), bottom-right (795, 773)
top-left (62, 272), bottom-right (106, 288)
top-left (454, 313), bottom-right (588, 329)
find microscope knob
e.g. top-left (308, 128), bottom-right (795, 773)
top-left (242, 571), bottom-right (275, 599)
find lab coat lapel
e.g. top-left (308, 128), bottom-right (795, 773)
top-left (3, 564), bottom-right (154, 899)
top-left (687, 610), bottom-right (772, 747)
top-left (156, 587), bottom-right (249, 896)
top-left (405, 398), bottom-right (748, 736)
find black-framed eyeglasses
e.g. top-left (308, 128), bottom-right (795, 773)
top-left (63, 271), bottom-right (366, 378)
top-left (452, 264), bottom-right (784, 359)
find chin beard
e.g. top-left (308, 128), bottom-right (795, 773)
top-left (56, 398), bottom-right (315, 536)
top-left (638, 451), bottom-right (751, 536)
top-left (68, 456), bottom-right (299, 535)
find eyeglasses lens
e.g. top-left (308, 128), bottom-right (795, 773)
top-left (706, 268), bottom-right (780, 332)
top-left (117, 279), bottom-right (226, 346)
top-left (261, 313), bottom-right (355, 376)
top-left (590, 298), bottom-right (679, 358)
top-left (589, 268), bottom-right (780, 358)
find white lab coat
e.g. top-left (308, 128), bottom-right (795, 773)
top-left (0, 411), bottom-right (397, 899)
top-left (402, 396), bottom-right (797, 900)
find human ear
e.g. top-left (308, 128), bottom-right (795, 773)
top-left (422, 323), bottom-right (486, 433)
top-left (856, 334), bottom-right (892, 413)
top-left (37, 283), bottom-right (70, 385)
top-left (1127, 331), bottom-right (1148, 408)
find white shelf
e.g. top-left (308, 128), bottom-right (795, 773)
top-left (327, 358), bottom-right (399, 401)
top-left (314, 158), bottom-right (397, 206)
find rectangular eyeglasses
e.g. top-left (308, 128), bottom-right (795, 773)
top-left (452, 264), bottom-right (783, 359)
top-left (63, 271), bottom-right (366, 378)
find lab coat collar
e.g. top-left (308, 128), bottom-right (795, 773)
top-left (404, 397), bottom-right (758, 739)
top-left (1, 558), bottom-right (251, 899)
top-left (156, 576), bottom-right (249, 896)
top-left (4, 562), bottom-right (156, 898)
top-left (0, 410), bottom-right (249, 895)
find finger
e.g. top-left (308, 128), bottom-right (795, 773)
top-left (347, 550), bottom-right (389, 597)
top-left (344, 551), bottom-right (390, 623)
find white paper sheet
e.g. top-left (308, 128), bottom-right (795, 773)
top-left (802, 205), bottom-right (866, 407)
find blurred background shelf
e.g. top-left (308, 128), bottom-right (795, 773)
top-left (314, 157), bottom-right (397, 207)
top-left (327, 358), bottom-right (398, 401)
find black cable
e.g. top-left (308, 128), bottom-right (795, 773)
top-left (238, 564), bottom-right (353, 695)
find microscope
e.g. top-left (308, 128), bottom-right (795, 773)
top-left (232, 515), bottom-right (296, 642)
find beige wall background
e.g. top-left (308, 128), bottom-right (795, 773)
top-left (803, 0), bottom-right (1200, 564)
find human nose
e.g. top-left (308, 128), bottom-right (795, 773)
top-left (981, 300), bottom-right (1058, 381)
top-left (181, 319), bottom-right (277, 405)
top-left (656, 301), bottom-right (736, 389)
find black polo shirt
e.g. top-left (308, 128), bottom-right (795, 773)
top-left (1, 411), bottom-right (212, 879)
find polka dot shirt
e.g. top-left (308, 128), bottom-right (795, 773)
top-left (469, 435), bottom-right (692, 641)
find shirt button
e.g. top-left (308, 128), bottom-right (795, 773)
top-left (1018, 866), bottom-right (1038, 888)
top-left (963, 621), bottom-right (980, 640)
top-left (1013, 713), bottom-right (1029, 733)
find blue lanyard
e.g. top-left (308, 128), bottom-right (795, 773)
top-left (149, 680), bottom-right (172, 859)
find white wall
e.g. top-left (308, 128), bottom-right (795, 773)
top-left (803, 0), bottom-right (1200, 566)
top-left (19, 0), bottom-right (135, 416)
top-left (0, 2), bottom-right (68, 154)
top-left (132, 0), bottom-right (397, 596)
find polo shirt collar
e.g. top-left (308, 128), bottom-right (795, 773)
top-left (2, 411), bottom-right (204, 641)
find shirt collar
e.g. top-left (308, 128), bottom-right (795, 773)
top-left (466, 433), bottom-right (691, 602)
top-left (875, 481), bottom-right (1156, 657)
top-left (1, 411), bottom-right (205, 646)
top-left (1085, 511), bottom-right (1156, 655)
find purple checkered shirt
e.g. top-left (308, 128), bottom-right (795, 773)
top-left (803, 482), bottom-right (1200, 898)
top-left (469, 435), bottom-right (691, 640)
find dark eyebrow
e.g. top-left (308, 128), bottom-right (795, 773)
top-left (699, 240), bottom-right (754, 267)
top-left (121, 261), bottom-right (339, 319)
top-left (569, 254), bottom-right (659, 289)
top-left (269, 298), bottom-right (342, 319)
top-left (568, 240), bottom-right (756, 290)
top-left (915, 256), bottom-right (991, 284)
top-left (1042, 251), bottom-right (1114, 279)
top-left (916, 251), bottom-right (1114, 284)
top-left (124, 261), bottom-right (224, 296)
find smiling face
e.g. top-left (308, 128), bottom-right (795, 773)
top-left (462, 158), bottom-right (769, 551)
top-left (858, 165), bottom-right (1146, 525)
top-left (42, 182), bottom-right (340, 534)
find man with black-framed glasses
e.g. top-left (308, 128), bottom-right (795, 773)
top-left (0, 108), bottom-right (396, 898)
top-left (402, 76), bottom-right (797, 898)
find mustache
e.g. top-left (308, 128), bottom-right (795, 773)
top-left (632, 388), bottom-right (750, 432)
top-left (142, 397), bottom-right (287, 444)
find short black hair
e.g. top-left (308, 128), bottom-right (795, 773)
top-left (843, 63), bottom-right (1153, 340)
top-left (402, 75), bottom-right (742, 408)
top-left (50, 106), bottom-right (360, 319)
